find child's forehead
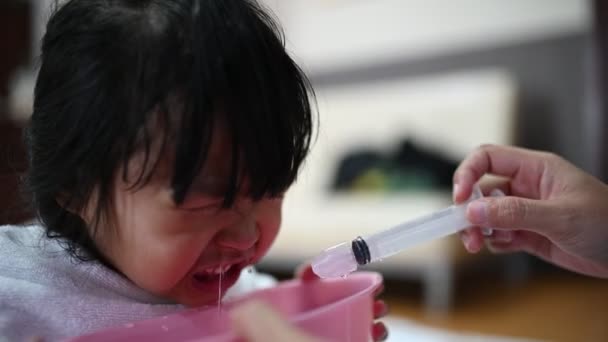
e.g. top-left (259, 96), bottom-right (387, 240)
top-left (194, 125), bottom-right (236, 179)
top-left (125, 114), bottom-right (235, 182)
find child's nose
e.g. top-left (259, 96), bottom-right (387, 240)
top-left (216, 218), bottom-right (260, 252)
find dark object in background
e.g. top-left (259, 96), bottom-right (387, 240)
top-left (332, 149), bottom-right (385, 190)
top-left (332, 139), bottom-right (458, 193)
top-left (392, 140), bottom-right (458, 188)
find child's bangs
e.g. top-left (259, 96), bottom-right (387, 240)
top-left (169, 0), bottom-right (314, 206)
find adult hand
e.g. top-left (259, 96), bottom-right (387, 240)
top-left (231, 300), bottom-right (322, 342)
top-left (296, 264), bottom-right (389, 341)
top-left (453, 144), bottom-right (608, 278)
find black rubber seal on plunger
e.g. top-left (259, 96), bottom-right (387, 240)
top-left (352, 236), bottom-right (371, 266)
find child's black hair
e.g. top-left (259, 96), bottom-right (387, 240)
top-left (25, 0), bottom-right (314, 263)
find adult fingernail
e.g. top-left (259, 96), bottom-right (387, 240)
top-left (461, 231), bottom-right (471, 249)
top-left (468, 201), bottom-right (488, 224)
top-left (453, 184), bottom-right (460, 202)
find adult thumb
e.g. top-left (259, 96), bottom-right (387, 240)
top-left (467, 196), bottom-right (565, 235)
top-left (231, 301), bottom-right (320, 342)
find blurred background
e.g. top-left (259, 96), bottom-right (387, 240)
top-left (1, 0), bottom-right (607, 341)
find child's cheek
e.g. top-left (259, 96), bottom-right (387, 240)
top-left (255, 200), bottom-right (283, 257)
top-left (130, 234), bottom-right (206, 295)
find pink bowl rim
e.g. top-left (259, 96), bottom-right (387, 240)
top-left (225, 271), bottom-right (383, 324)
top-left (70, 272), bottom-right (383, 341)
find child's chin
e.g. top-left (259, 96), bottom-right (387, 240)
top-left (179, 296), bottom-right (219, 308)
top-left (176, 267), bottom-right (242, 307)
top-left (159, 284), bottom-right (227, 308)
top-left (171, 289), bottom-right (225, 308)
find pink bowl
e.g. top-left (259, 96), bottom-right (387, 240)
top-left (69, 272), bottom-right (383, 342)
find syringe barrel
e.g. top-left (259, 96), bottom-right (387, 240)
top-left (364, 204), bottom-right (469, 262)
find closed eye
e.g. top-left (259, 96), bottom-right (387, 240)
top-left (179, 195), bottom-right (224, 213)
top-left (181, 203), bottom-right (223, 214)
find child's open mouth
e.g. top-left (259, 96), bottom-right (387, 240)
top-left (191, 261), bottom-right (247, 293)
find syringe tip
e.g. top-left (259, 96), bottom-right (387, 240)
top-left (311, 242), bottom-right (358, 279)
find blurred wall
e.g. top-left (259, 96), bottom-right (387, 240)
top-left (264, 0), bottom-right (589, 73)
top-left (261, 0), bottom-right (595, 175)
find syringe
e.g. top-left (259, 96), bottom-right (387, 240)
top-left (311, 185), bottom-right (500, 278)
